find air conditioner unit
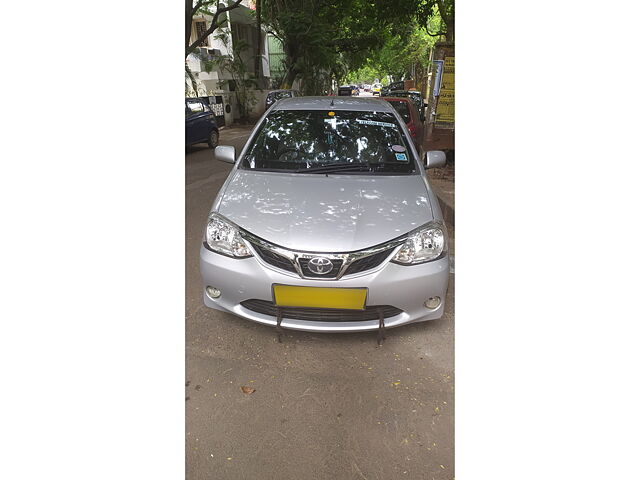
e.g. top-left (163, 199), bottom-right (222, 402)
top-left (186, 54), bottom-right (202, 73)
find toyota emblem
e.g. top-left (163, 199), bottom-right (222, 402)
top-left (307, 256), bottom-right (333, 275)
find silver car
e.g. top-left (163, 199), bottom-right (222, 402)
top-left (200, 97), bottom-right (449, 336)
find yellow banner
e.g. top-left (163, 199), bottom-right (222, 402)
top-left (436, 56), bottom-right (455, 125)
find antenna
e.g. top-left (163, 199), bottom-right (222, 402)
top-left (330, 98), bottom-right (334, 106)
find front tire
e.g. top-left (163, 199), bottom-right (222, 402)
top-left (208, 129), bottom-right (219, 149)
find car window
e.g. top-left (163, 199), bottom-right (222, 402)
top-left (241, 109), bottom-right (416, 174)
top-left (387, 100), bottom-right (411, 123)
top-left (186, 101), bottom-right (205, 114)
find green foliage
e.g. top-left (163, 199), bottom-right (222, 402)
top-left (261, 0), bottom-right (411, 93)
top-left (260, 0), bottom-right (452, 93)
top-left (367, 23), bottom-right (436, 82)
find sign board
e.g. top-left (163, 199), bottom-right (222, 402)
top-left (435, 57), bottom-right (454, 126)
top-left (433, 60), bottom-right (444, 96)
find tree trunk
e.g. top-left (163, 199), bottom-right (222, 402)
top-left (254, 0), bottom-right (263, 84)
top-left (281, 66), bottom-right (299, 89)
top-left (185, 0), bottom-right (193, 54)
top-left (185, 64), bottom-right (199, 97)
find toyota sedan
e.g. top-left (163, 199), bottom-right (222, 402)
top-left (200, 97), bottom-right (449, 337)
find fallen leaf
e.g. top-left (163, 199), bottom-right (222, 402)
top-left (241, 386), bottom-right (256, 394)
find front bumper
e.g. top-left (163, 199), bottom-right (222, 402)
top-left (199, 245), bottom-right (449, 333)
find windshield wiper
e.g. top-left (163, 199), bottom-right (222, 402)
top-left (294, 163), bottom-right (373, 174)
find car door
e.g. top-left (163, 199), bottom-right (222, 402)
top-left (185, 99), bottom-right (208, 145)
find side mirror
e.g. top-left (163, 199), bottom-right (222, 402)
top-left (214, 145), bottom-right (236, 164)
top-left (425, 150), bottom-right (446, 169)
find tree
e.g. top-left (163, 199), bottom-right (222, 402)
top-left (418, 0), bottom-right (454, 42)
top-left (261, 0), bottom-right (405, 93)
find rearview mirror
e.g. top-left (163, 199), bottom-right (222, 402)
top-left (425, 150), bottom-right (446, 169)
top-left (214, 145), bottom-right (236, 164)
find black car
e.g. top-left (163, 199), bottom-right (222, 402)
top-left (382, 90), bottom-right (426, 121)
top-left (265, 89), bottom-right (301, 110)
top-left (337, 85), bottom-right (352, 96)
top-left (338, 85), bottom-right (359, 96)
top-left (186, 98), bottom-right (219, 148)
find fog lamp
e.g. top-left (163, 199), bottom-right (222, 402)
top-left (206, 286), bottom-right (221, 299)
top-left (424, 296), bottom-right (441, 309)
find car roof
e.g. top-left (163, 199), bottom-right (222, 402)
top-left (391, 90), bottom-right (422, 95)
top-left (273, 96), bottom-right (396, 112)
top-left (383, 97), bottom-right (418, 114)
top-left (383, 96), bottom-right (413, 102)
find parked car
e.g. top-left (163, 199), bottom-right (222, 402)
top-left (186, 98), bottom-right (219, 148)
top-left (363, 84), bottom-right (371, 92)
top-left (200, 97), bottom-right (449, 336)
top-left (265, 89), bottom-right (301, 110)
top-left (338, 85), bottom-right (353, 97)
top-left (383, 89), bottom-right (426, 121)
top-left (371, 83), bottom-right (382, 96)
top-left (383, 96), bottom-right (425, 149)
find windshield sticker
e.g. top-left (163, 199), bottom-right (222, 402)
top-left (395, 152), bottom-right (408, 162)
top-left (355, 119), bottom-right (396, 128)
top-left (391, 145), bottom-right (406, 153)
top-left (324, 118), bottom-right (337, 129)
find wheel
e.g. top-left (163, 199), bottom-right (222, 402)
top-left (208, 129), bottom-right (219, 149)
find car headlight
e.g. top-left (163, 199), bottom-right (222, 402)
top-left (205, 213), bottom-right (253, 258)
top-left (392, 222), bottom-right (447, 265)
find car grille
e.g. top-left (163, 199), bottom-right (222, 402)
top-left (241, 299), bottom-right (403, 322)
top-left (248, 238), bottom-right (398, 279)
top-left (298, 257), bottom-right (343, 277)
top-left (252, 244), bottom-right (297, 273)
top-left (343, 249), bottom-right (394, 276)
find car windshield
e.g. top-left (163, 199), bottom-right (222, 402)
top-left (387, 100), bottom-right (411, 123)
top-left (241, 109), bottom-right (416, 174)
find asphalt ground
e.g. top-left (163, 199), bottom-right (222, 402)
top-left (185, 125), bottom-right (454, 480)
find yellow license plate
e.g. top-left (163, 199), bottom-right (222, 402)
top-left (272, 285), bottom-right (367, 310)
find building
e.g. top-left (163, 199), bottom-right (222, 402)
top-left (186, 0), bottom-right (275, 123)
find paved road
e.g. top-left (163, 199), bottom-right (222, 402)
top-left (186, 126), bottom-right (454, 480)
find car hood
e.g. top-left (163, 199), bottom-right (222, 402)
top-left (217, 171), bottom-right (433, 252)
